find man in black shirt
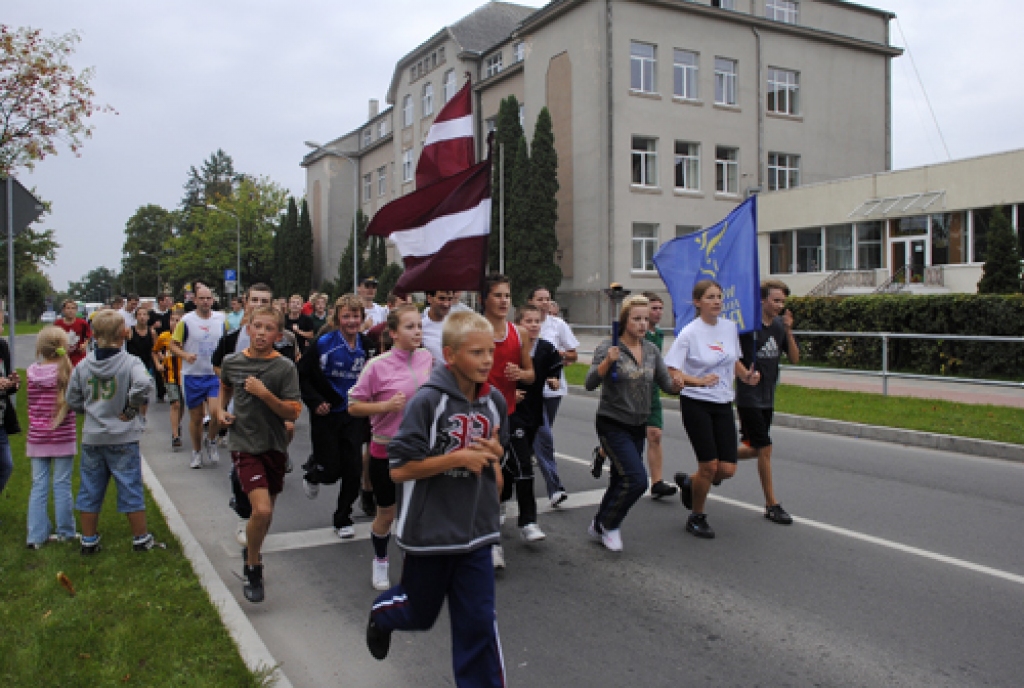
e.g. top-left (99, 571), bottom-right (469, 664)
top-left (736, 279), bottom-right (800, 525)
top-left (284, 294), bottom-right (316, 356)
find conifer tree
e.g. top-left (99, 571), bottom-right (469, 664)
top-left (297, 198), bottom-right (314, 293)
top-left (490, 96), bottom-right (525, 273)
top-left (977, 206), bottom-right (1023, 294)
top-left (504, 136), bottom-right (533, 304)
top-left (526, 107), bottom-right (562, 297)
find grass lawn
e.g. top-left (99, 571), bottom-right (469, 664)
top-left (11, 322), bottom-right (48, 336)
top-left (0, 375), bottom-right (270, 687)
top-left (565, 363), bottom-right (1024, 446)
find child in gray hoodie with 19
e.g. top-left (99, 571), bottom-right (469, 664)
top-left (67, 309), bottom-right (161, 554)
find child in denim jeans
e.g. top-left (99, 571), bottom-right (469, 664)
top-left (67, 309), bottom-right (161, 554)
top-left (26, 327), bottom-right (78, 548)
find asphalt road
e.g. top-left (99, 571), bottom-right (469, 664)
top-left (133, 389), bottom-right (1024, 688)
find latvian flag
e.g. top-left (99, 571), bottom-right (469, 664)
top-left (366, 78), bottom-right (491, 294)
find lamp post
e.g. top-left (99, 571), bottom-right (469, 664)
top-left (305, 140), bottom-right (359, 293)
top-left (206, 205), bottom-right (242, 296)
top-left (137, 250), bottom-right (161, 294)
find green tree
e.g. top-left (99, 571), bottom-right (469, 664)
top-left (273, 197), bottom-right (299, 296)
top-left (376, 262), bottom-right (404, 301)
top-left (504, 136), bottom-right (533, 304)
top-left (296, 198), bottom-right (314, 294)
top-left (16, 269), bottom-right (51, 322)
top-left (977, 206), bottom-right (1023, 294)
top-left (67, 266), bottom-right (119, 303)
top-left (177, 149), bottom-right (238, 234)
top-left (336, 210), bottom-right (368, 296)
top-left (490, 95), bottom-right (525, 273)
top-left (366, 235), bottom-right (388, 294)
top-left (0, 224), bottom-right (59, 296)
top-left (120, 204), bottom-right (174, 295)
top-left (524, 106), bottom-right (562, 297)
top-left (0, 25), bottom-right (115, 175)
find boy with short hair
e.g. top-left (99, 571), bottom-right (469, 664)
top-left (367, 311), bottom-right (508, 688)
top-left (67, 309), bottom-right (160, 554)
top-left (216, 305), bottom-right (302, 603)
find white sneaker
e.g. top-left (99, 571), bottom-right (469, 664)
top-left (302, 479), bottom-right (319, 500)
top-left (336, 525), bottom-right (355, 539)
top-left (550, 490), bottom-right (568, 508)
top-left (190, 451), bottom-right (203, 469)
top-left (600, 528), bottom-right (623, 552)
top-left (521, 523), bottom-right (546, 542)
top-left (588, 520), bottom-right (602, 541)
top-left (204, 438), bottom-right (220, 466)
top-left (219, 434), bottom-right (229, 447)
top-left (491, 544), bottom-right (506, 570)
top-left (235, 520), bottom-right (248, 547)
top-left (499, 502), bottom-right (507, 526)
top-left (372, 558), bottom-right (390, 590)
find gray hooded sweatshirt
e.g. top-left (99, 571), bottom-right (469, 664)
top-left (389, 365), bottom-right (509, 556)
top-left (67, 349), bottom-right (153, 446)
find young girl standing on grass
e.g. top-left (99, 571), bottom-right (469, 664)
top-left (26, 327), bottom-right (78, 549)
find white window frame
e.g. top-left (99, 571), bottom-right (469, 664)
top-left (673, 49), bottom-right (699, 100)
top-left (377, 166), bottom-right (387, 197)
top-left (767, 67), bottom-right (799, 115)
top-left (712, 0), bottom-right (735, 8)
top-left (362, 129), bottom-right (372, 147)
top-left (714, 57), bottom-right (738, 106)
top-left (632, 223), bottom-right (659, 272)
top-left (631, 136), bottom-right (658, 187)
top-left (362, 173), bottom-right (372, 202)
top-left (519, 104), bottom-right (525, 127)
top-left (378, 118), bottom-right (389, 138)
top-left (715, 146), bottom-right (738, 195)
top-left (674, 141), bottom-right (700, 191)
top-left (766, 0), bottom-right (799, 24)
top-left (443, 69), bottom-right (456, 102)
top-left (402, 149), bottom-right (413, 183)
top-left (422, 82), bottom-right (434, 117)
top-left (513, 41), bottom-right (525, 63)
top-left (485, 53), bottom-right (503, 78)
top-left (402, 95), bottom-right (413, 128)
top-left (768, 152), bottom-right (801, 190)
top-left (630, 41), bottom-right (657, 93)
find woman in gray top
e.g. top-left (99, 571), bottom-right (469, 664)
top-left (585, 295), bottom-right (680, 552)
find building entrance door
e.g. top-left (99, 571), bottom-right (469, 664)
top-left (890, 238), bottom-right (927, 285)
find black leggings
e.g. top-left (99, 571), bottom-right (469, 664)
top-left (679, 396), bottom-right (738, 464)
top-left (305, 411), bottom-right (366, 528)
top-left (501, 417), bottom-right (537, 527)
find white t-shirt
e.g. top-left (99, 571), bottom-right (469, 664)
top-left (449, 301), bottom-right (473, 313)
top-left (174, 310), bottom-right (226, 377)
top-left (119, 308), bottom-right (137, 329)
top-left (664, 317), bottom-right (741, 404)
top-left (539, 316), bottom-right (579, 398)
top-left (421, 310), bottom-right (446, 365)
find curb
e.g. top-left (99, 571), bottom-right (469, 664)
top-left (567, 385), bottom-right (1024, 464)
top-left (141, 458), bottom-right (294, 688)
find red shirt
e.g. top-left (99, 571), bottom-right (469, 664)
top-left (488, 321), bottom-right (522, 415)
top-left (301, 301), bottom-right (313, 316)
top-left (55, 317), bottom-right (91, 366)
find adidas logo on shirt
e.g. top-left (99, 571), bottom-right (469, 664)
top-left (758, 337), bottom-right (780, 360)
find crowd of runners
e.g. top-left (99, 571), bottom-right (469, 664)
top-left (6, 274), bottom-right (800, 688)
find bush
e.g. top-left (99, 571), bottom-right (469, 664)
top-left (786, 294), bottom-right (1024, 381)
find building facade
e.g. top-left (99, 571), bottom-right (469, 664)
top-left (304, 0), bottom-right (902, 321)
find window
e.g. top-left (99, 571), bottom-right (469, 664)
top-left (768, 153), bottom-right (800, 190)
top-left (362, 129), bottom-right (372, 147)
top-left (766, 0), bottom-right (799, 24)
top-left (422, 82), bottom-right (434, 117)
top-left (402, 149), bottom-right (413, 183)
top-left (856, 222), bottom-right (882, 269)
top-left (513, 41), bottom-right (525, 63)
top-left (485, 118), bottom-right (497, 135)
top-left (674, 141), bottom-right (700, 191)
top-left (1017, 204), bottom-right (1024, 258)
top-left (519, 103), bottom-right (525, 127)
top-left (377, 166), bottom-right (387, 197)
top-left (712, 0), bottom-right (735, 8)
top-left (443, 69), bottom-right (456, 102)
top-left (485, 53), bottom-right (503, 78)
top-left (402, 95), bottom-right (413, 127)
top-left (770, 231), bottom-right (794, 273)
top-left (676, 225), bottom-right (701, 237)
top-left (363, 173), bottom-right (372, 202)
top-left (971, 208), bottom-right (996, 263)
top-left (631, 136), bottom-right (658, 187)
top-left (714, 57), bottom-right (737, 106)
top-left (378, 119), bottom-right (389, 138)
top-left (715, 146), bottom-right (738, 194)
top-left (930, 212), bottom-right (966, 265)
top-left (632, 223), bottom-right (659, 272)
top-left (673, 49), bottom-right (699, 100)
top-left (767, 68), bottom-right (799, 115)
top-left (825, 225), bottom-right (854, 270)
top-left (630, 42), bottom-right (657, 93)
top-left (797, 229), bottom-right (822, 272)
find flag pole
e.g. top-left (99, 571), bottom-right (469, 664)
top-left (499, 143), bottom-right (504, 274)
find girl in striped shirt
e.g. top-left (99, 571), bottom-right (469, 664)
top-left (26, 327), bottom-right (78, 548)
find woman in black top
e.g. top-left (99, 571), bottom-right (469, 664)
top-left (126, 306), bottom-right (156, 421)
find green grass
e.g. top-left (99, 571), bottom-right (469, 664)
top-left (12, 322), bottom-right (48, 336)
top-left (565, 363), bottom-right (1024, 446)
top-left (0, 376), bottom-right (270, 687)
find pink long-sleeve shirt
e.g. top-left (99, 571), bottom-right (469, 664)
top-left (348, 346), bottom-right (433, 459)
top-left (26, 362), bottom-right (77, 458)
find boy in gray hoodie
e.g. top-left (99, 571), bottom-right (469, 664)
top-left (366, 311), bottom-right (508, 688)
top-left (67, 309), bottom-right (160, 554)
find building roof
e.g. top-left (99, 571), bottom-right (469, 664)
top-left (449, 1), bottom-right (538, 53)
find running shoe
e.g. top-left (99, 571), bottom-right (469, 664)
top-left (521, 523), bottom-right (546, 542)
top-left (361, 490), bottom-right (377, 518)
top-left (26, 542), bottom-right (43, 550)
top-left (132, 533), bottom-right (166, 552)
top-left (372, 558), bottom-right (390, 590)
top-left (80, 534), bottom-right (102, 555)
top-left (599, 527), bottom-right (623, 552)
top-left (550, 490), bottom-right (568, 508)
top-left (302, 478), bottom-right (319, 499)
top-left (765, 504), bottom-right (793, 525)
top-left (590, 446), bottom-right (605, 478)
top-left (243, 563), bottom-right (265, 603)
top-left (204, 437), bottom-right (220, 466)
top-left (686, 513), bottom-right (715, 539)
top-left (499, 502), bottom-right (507, 526)
top-left (190, 451), bottom-right (203, 469)
top-left (491, 544), bottom-right (506, 570)
top-left (336, 525), bottom-right (356, 539)
top-left (366, 615), bottom-right (392, 660)
top-left (171, 436), bottom-right (182, 450)
top-left (587, 520), bottom-right (603, 542)
top-left (673, 472), bottom-right (693, 510)
top-left (235, 519), bottom-right (249, 547)
top-left (650, 480), bottom-right (678, 500)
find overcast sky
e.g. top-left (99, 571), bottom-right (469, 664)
top-left (7, 0), bottom-right (1023, 292)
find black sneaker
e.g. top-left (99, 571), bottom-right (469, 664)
top-left (172, 436), bottom-right (182, 450)
top-left (765, 504), bottom-right (793, 525)
top-left (673, 472), bottom-right (693, 510)
top-left (81, 534), bottom-right (102, 555)
top-left (686, 513), bottom-right (715, 539)
top-left (243, 564), bottom-right (265, 603)
top-left (366, 615), bottom-right (392, 660)
top-left (133, 533), bottom-right (167, 552)
top-left (361, 490), bottom-right (377, 518)
top-left (650, 480), bottom-right (678, 500)
top-left (590, 446), bottom-right (605, 479)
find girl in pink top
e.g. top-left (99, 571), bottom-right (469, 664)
top-left (26, 327), bottom-right (78, 548)
top-left (349, 304), bottom-right (433, 590)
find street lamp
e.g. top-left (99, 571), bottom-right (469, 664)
top-left (205, 205), bottom-right (242, 297)
top-left (305, 140), bottom-right (359, 293)
top-left (138, 250), bottom-right (161, 294)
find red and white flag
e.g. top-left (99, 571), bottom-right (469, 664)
top-left (416, 79), bottom-right (475, 188)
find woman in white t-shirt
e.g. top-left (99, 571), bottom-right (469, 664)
top-left (664, 279), bottom-right (759, 540)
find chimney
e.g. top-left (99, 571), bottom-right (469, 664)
top-left (369, 99), bottom-right (379, 119)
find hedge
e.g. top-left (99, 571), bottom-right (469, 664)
top-left (786, 295), bottom-right (1024, 381)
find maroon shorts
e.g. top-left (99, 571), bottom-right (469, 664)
top-left (232, 451), bottom-right (288, 496)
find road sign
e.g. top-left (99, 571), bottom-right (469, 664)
top-left (225, 269), bottom-right (237, 281)
top-left (224, 280), bottom-right (237, 294)
top-left (1, 177), bottom-right (45, 237)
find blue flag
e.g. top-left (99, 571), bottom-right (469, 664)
top-left (653, 196), bottom-right (760, 335)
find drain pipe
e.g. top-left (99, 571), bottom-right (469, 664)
top-left (751, 26), bottom-right (764, 191)
top-left (605, 0), bottom-right (615, 317)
